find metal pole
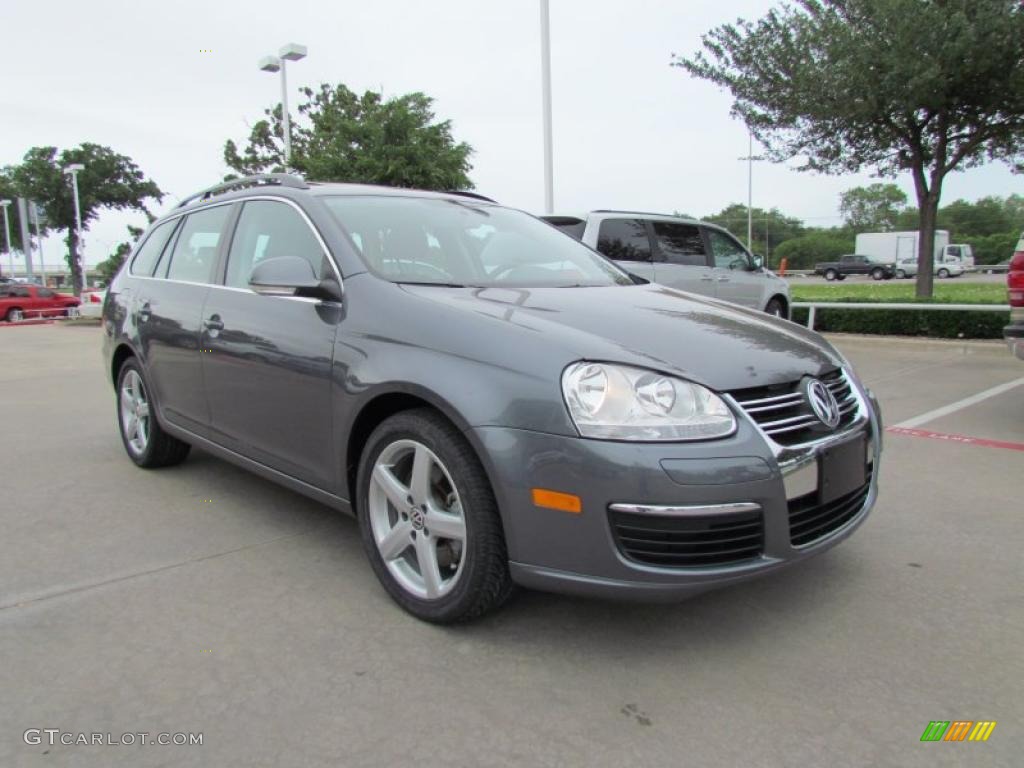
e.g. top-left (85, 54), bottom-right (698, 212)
top-left (16, 198), bottom-right (34, 278)
top-left (280, 59), bottom-right (292, 166)
top-left (31, 203), bottom-right (45, 286)
top-left (747, 131), bottom-right (753, 250)
top-left (1, 204), bottom-right (12, 278)
top-left (70, 171), bottom-right (85, 293)
top-left (540, 0), bottom-right (554, 214)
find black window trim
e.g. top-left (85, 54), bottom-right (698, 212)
top-left (129, 216), bottom-right (183, 277)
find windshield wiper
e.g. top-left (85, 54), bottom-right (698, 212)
top-left (396, 281), bottom-right (470, 288)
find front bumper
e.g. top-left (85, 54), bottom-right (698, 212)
top-left (473, 383), bottom-right (882, 600)
top-left (1005, 310), bottom-right (1024, 361)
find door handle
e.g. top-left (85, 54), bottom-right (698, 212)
top-left (204, 315), bottom-right (224, 332)
top-left (717, 275), bottom-right (731, 282)
top-left (700, 274), bottom-right (714, 282)
top-left (138, 302), bottom-right (152, 322)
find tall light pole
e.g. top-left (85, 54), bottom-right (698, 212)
top-left (738, 130), bottom-right (764, 251)
top-left (0, 200), bottom-right (12, 278)
top-left (258, 43), bottom-right (307, 168)
top-left (31, 202), bottom-right (46, 286)
top-left (539, 0), bottom-right (554, 214)
top-left (63, 163), bottom-right (86, 293)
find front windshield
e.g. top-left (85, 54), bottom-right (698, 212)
top-left (323, 195), bottom-right (633, 288)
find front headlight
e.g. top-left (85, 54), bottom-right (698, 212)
top-left (561, 362), bottom-right (736, 441)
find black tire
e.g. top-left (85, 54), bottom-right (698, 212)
top-left (116, 357), bottom-right (191, 468)
top-left (895, 269), bottom-right (907, 279)
top-left (6, 307), bottom-right (23, 322)
top-left (764, 297), bottom-right (786, 318)
top-left (357, 408), bottom-right (513, 623)
top-left (871, 267), bottom-right (884, 281)
top-left (824, 269), bottom-right (838, 281)
top-left (837, 274), bottom-right (847, 280)
top-left (937, 268), bottom-right (950, 279)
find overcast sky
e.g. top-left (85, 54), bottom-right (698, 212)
top-left (1, 0), bottom-right (1019, 267)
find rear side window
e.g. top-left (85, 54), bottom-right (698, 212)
top-left (130, 219), bottom-right (178, 276)
top-left (163, 205), bottom-right (232, 283)
top-left (653, 222), bottom-right (706, 266)
top-left (225, 201), bottom-right (325, 289)
top-left (596, 219), bottom-right (652, 262)
top-left (37, 288), bottom-right (55, 298)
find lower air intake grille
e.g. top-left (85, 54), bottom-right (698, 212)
top-left (788, 469), bottom-right (872, 547)
top-left (609, 508), bottom-right (764, 567)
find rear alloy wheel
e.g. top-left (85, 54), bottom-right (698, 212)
top-left (871, 267), bottom-right (885, 280)
top-left (116, 359), bottom-right (191, 468)
top-left (6, 308), bottom-right (23, 322)
top-left (824, 269), bottom-right (838, 281)
top-left (358, 409), bottom-right (512, 622)
top-left (937, 268), bottom-right (950, 279)
top-left (764, 298), bottom-right (786, 317)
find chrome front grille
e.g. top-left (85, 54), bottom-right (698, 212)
top-left (730, 369), bottom-right (860, 446)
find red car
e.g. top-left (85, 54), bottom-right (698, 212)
top-left (0, 284), bottom-right (81, 322)
top-left (1006, 234), bottom-right (1024, 360)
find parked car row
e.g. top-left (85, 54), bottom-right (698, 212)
top-left (1004, 233), bottom-right (1024, 360)
top-left (103, 174), bottom-right (881, 622)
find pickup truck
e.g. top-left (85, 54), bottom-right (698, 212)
top-left (814, 254), bottom-right (895, 281)
top-left (0, 284), bottom-right (80, 321)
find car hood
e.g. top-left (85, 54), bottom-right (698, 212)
top-left (400, 283), bottom-right (841, 392)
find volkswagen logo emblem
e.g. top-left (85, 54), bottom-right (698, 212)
top-left (805, 378), bottom-right (841, 428)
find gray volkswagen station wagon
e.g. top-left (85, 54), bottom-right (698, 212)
top-left (102, 174), bottom-right (882, 623)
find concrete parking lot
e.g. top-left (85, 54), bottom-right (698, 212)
top-left (1, 323), bottom-right (1020, 767)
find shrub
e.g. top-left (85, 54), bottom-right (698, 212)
top-left (773, 233), bottom-right (854, 270)
top-left (791, 305), bottom-right (1008, 338)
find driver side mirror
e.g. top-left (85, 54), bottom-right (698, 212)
top-left (751, 254), bottom-right (764, 271)
top-left (249, 256), bottom-right (342, 302)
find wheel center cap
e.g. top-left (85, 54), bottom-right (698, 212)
top-left (410, 507), bottom-right (426, 530)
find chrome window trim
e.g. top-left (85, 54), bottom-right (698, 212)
top-left (608, 501), bottom-right (761, 518)
top-left (127, 195), bottom-right (344, 290)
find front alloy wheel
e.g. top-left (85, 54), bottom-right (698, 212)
top-left (368, 439), bottom-right (467, 600)
top-left (358, 409), bottom-right (513, 622)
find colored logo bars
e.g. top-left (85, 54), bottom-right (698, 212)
top-left (920, 721), bottom-right (997, 742)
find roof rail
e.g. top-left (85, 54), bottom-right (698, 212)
top-left (443, 190), bottom-right (497, 203)
top-left (176, 173), bottom-right (309, 209)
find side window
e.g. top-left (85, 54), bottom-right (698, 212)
top-left (37, 288), bottom-right (55, 298)
top-left (596, 219), bottom-right (652, 262)
top-left (707, 229), bottom-right (751, 271)
top-left (130, 219), bottom-right (178, 277)
top-left (225, 201), bottom-right (325, 289)
top-left (653, 221), bottom-right (706, 266)
top-left (164, 205), bottom-right (232, 283)
top-left (947, 245), bottom-right (960, 258)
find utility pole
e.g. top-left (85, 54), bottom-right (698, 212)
top-left (31, 202), bottom-right (45, 286)
top-left (63, 164), bottom-right (86, 293)
top-left (0, 200), bottom-right (12, 278)
top-left (540, 0), bottom-right (554, 213)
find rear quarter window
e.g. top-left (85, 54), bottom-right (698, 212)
top-left (130, 219), bottom-right (179, 277)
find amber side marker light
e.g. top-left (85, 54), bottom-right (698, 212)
top-left (531, 488), bottom-right (582, 514)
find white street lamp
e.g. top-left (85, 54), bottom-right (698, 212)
top-left (63, 163), bottom-right (86, 294)
top-left (30, 202), bottom-right (46, 286)
top-left (0, 200), bottom-right (12, 279)
top-left (258, 43), bottom-right (307, 167)
top-left (738, 131), bottom-right (764, 252)
top-left (539, 0), bottom-right (554, 214)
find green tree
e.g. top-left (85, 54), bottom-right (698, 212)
top-left (773, 232), bottom-right (855, 269)
top-left (8, 144), bottom-right (162, 294)
top-left (839, 183), bottom-right (907, 232)
top-left (225, 84), bottom-right (474, 189)
top-left (95, 225), bottom-right (145, 284)
top-left (702, 204), bottom-right (805, 261)
top-left (675, 0), bottom-right (1024, 298)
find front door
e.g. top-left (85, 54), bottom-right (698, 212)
top-left (705, 228), bottom-right (763, 310)
top-left (201, 199), bottom-right (341, 490)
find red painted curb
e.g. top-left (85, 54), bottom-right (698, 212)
top-left (886, 426), bottom-right (1024, 452)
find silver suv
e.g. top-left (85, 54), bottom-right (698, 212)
top-left (543, 211), bottom-right (790, 316)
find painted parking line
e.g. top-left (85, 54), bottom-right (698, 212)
top-left (885, 426), bottom-right (1024, 453)
top-left (892, 376), bottom-right (1024, 429)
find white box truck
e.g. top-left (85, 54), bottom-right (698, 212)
top-left (854, 230), bottom-right (974, 277)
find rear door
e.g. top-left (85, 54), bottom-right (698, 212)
top-left (705, 227), bottom-right (764, 309)
top-left (136, 204), bottom-right (233, 434)
top-left (648, 220), bottom-right (714, 295)
top-left (593, 218), bottom-right (657, 281)
top-left (201, 198), bottom-right (340, 489)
